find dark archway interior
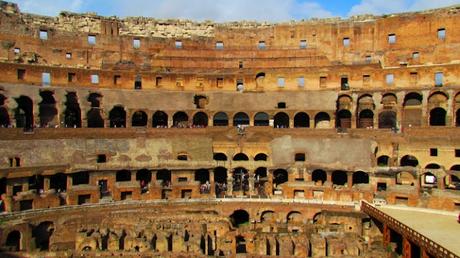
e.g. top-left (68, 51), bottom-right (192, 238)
top-left (236, 236), bottom-right (247, 253)
top-left (29, 175), bottom-right (44, 191)
top-left (429, 108), bottom-right (446, 126)
top-left (173, 111), bottom-right (188, 127)
top-left (116, 170), bottom-right (131, 182)
top-left (331, 171), bottom-right (347, 185)
top-left (64, 92), bottom-right (81, 128)
top-left (213, 153), bottom-right (227, 161)
top-left (87, 108), bottom-right (104, 128)
top-left (132, 111), bottom-right (147, 127)
top-left (233, 112), bottom-right (249, 126)
top-left (400, 155), bottom-right (419, 167)
top-left (156, 170), bottom-right (171, 183)
top-left (336, 109), bottom-right (351, 128)
top-left (254, 112), bottom-right (269, 126)
top-left (232, 167), bottom-right (248, 192)
top-left (294, 112), bottom-right (309, 128)
top-left (6, 230), bottom-right (21, 251)
top-left (15, 95), bottom-right (33, 129)
top-left (352, 172), bottom-right (369, 185)
top-left (315, 112), bottom-right (330, 125)
top-left (50, 173), bottom-right (67, 192)
top-left (194, 169), bottom-right (209, 184)
top-left (377, 156), bottom-right (389, 166)
top-left (72, 172), bottom-right (89, 185)
top-left (193, 112), bottom-right (208, 127)
top-left (273, 169), bottom-right (288, 186)
top-left (379, 111), bottom-right (396, 129)
top-left (109, 106), bottom-right (126, 128)
top-left (152, 111), bottom-right (168, 127)
top-left (32, 222), bottom-right (54, 251)
top-left (136, 169), bottom-right (152, 183)
top-left (39, 91), bottom-right (57, 127)
top-left (254, 153), bottom-right (268, 161)
top-left (274, 112), bottom-right (289, 128)
top-left (312, 170), bottom-right (327, 183)
top-left (213, 112), bottom-right (228, 126)
top-left (0, 94), bottom-right (8, 127)
top-left (358, 109), bottom-right (374, 128)
top-left (233, 153), bottom-right (249, 161)
top-left (456, 109), bottom-right (460, 127)
top-left (230, 210), bottom-right (249, 227)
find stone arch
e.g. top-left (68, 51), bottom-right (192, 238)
top-left (33, 221), bottom-right (54, 251)
top-left (233, 153), bottom-right (249, 161)
top-left (274, 112), bottom-right (289, 128)
top-left (5, 230), bottom-right (21, 251)
top-left (64, 92), bottom-right (81, 128)
top-left (233, 112), bottom-right (249, 126)
top-left (273, 169), bottom-right (288, 187)
top-left (173, 111), bottom-right (188, 127)
top-left (396, 171), bottom-right (415, 185)
top-left (358, 109), bottom-right (374, 128)
top-left (213, 112), bottom-right (228, 126)
top-left (232, 167), bottom-right (248, 192)
top-left (422, 172), bottom-right (437, 187)
top-left (260, 210), bottom-right (276, 223)
top-left (337, 94), bottom-right (352, 111)
top-left (352, 171), bottom-right (369, 185)
top-left (38, 91), bottom-right (57, 127)
top-left (425, 163), bottom-right (441, 169)
top-left (429, 107), bottom-right (446, 126)
top-left (294, 112), bottom-right (310, 128)
top-left (336, 109), bottom-right (351, 128)
top-left (254, 153), bottom-right (268, 161)
top-left (192, 112), bottom-right (208, 127)
top-left (314, 112), bottom-right (330, 128)
top-left (400, 155), bottom-right (419, 167)
top-left (213, 153), bottom-right (227, 161)
top-left (109, 106), bottom-right (126, 128)
top-left (403, 92), bottom-right (423, 128)
top-left (312, 169), bottom-right (327, 185)
top-left (287, 211), bottom-right (303, 224)
top-left (14, 95), bottom-right (33, 129)
top-left (332, 171), bottom-right (347, 186)
top-left (214, 167), bottom-right (228, 198)
top-left (255, 72), bottom-right (266, 88)
top-left (254, 112), bottom-right (269, 126)
top-left (132, 110), bottom-right (147, 127)
top-left (230, 209), bottom-right (250, 228)
top-left (377, 155), bottom-right (390, 166)
top-left (152, 111), bottom-right (168, 128)
top-left (381, 93), bottom-right (397, 107)
top-left (378, 111), bottom-right (396, 129)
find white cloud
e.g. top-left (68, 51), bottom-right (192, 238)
top-left (348, 0), bottom-right (460, 16)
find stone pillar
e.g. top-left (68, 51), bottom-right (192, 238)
top-left (168, 116), bottom-right (173, 128)
top-left (383, 224), bottom-right (391, 247)
top-left (248, 175), bottom-right (255, 196)
top-left (373, 93), bottom-right (382, 128)
top-left (446, 89), bottom-right (454, 127)
top-left (67, 175), bottom-right (73, 190)
top-left (402, 237), bottom-right (412, 258)
top-left (125, 109), bottom-right (132, 128)
top-left (421, 249), bottom-right (431, 258)
top-left (43, 177), bottom-right (50, 191)
top-left (131, 170), bottom-right (136, 182)
top-left (146, 110), bottom-right (153, 128)
top-left (347, 173), bottom-right (353, 189)
top-left (227, 177), bottom-right (233, 196)
top-left (209, 169), bottom-right (215, 196)
top-left (421, 90), bottom-right (429, 127)
top-left (351, 93), bottom-right (358, 128)
top-left (326, 171), bottom-right (332, 184)
top-left (438, 175), bottom-right (445, 190)
top-left (309, 117), bottom-right (315, 128)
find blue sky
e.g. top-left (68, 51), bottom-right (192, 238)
top-left (8, 0), bottom-right (460, 21)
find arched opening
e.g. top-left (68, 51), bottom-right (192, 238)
top-left (213, 153), bottom-right (227, 161)
top-left (14, 95), bottom-right (33, 129)
top-left (255, 167), bottom-right (267, 196)
top-left (378, 111), bottom-right (396, 129)
top-left (72, 172), bottom-right (89, 185)
top-left (315, 112), bottom-right (330, 128)
top-left (403, 92), bottom-right (423, 128)
top-left (116, 170), bottom-right (131, 182)
top-left (0, 106), bottom-right (9, 127)
top-left (457, 109), bottom-right (460, 127)
top-left (132, 111), bottom-right (147, 127)
top-left (287, 211), bottom-right (303, 224)
top-left (195, 169), bottom-right (210, 184)
top-left (446, 172), bottom-right (460, 189)
top-left (422, 172), bottom-right (437, 188)
top-left (294, 112), bottom-right (310, 128)
top-left (260, 210), bottom-right (275, 223)
top-left (232, 167), bottom-right (248, 192)
top-left (136, 169), bottom-right (151, 193)
top-left (152, 111), bottom-right (168, 128)
top-left (377, 155), bottom-right (390, 166)
top-left (213, 112), bottom-right (228, 126)
top-left (29, 175), bottom-right (44, 192)
top-left (32, 221), bottom-right (54, 251)
top-left (336, 109), bottom-right (351, 128)
top-left (273, 169), bottom-right (288, 187)
top-left (214, 167), bottom-right (227, 197)
top-left (255, 72), bottom-right (265, 88)
top-left (233, 112), bottom-right (249, 126)
top-left (64, 92), bottom-right (81, 128)
top-left (396, 172), bottom-right (415, 185)
top-left (358, 109), bottom-right (374, 128)
top-left (0, 177), bottom-right (7, 198)
top-left (400, 155), bottom-right (419, 167)
top-left (5, 230), bottom-right (21, 251)
top-left (109, 106), bottom-right (126, 128)
top-left (173, 111), bottom-right (188, 128)
top-left (274, 112), bottom-right (289, 128)
top-left (429, 108), bottom-right (446, 126)
top-left (233, 153), bottom-right (249, 161)
top-left (192, 112), bottom-right (208, 127)
top-left (352, 171), bottom-right (369, 185)
top-left (87, 109), bottom-right (104, 128)
top-left (156, 169), bottom-right (171, 187)
top-left (312, 169), bottom-right (327, 185)
top-left (254, 153), bottom-right (268, 161)
top-left (254, 112), bottom-right (269, 126)
top-left (50, 173), bottom-right (67, 192)
top-left (425, 163), bottom-right (441, 169)
top-left (230, 209), bottom-right (249, 227)
top-left (235, 236), bottom-right (247, 254)
top-left (331, 171), bottom-right (347, 186)
top-left (38, 91), bottom-right (57, 127)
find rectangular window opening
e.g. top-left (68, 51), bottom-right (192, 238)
top-left (299, 40), bottom-right (307, 49)
top-left (39, 30), bottom-right (48, 40)
top-left (320, 76), bottom-right (327, 87)
top-left (343, 37), bottom-right (350, 47)
top-left (238, 61), bottom-right (243, 69)
top-left (386, 74), bottom-right (394, 85)
top-left (258, 41), bottom-right (266, 50)
top-left (155, 76), bottom-right (162, 87)
top-left (13, 48), bottom-right (20, 54)
top-left (68, 72), bottom-right (76, 83)
top-left (435, 72), bottom-right (443, 87)
top-left (455, 149), bottom-right (460, 158)
top-left (437, 28), bottom-right (446, 40)
top-left (388, 34), bottom-right (396, 44)
top-left (97, 154), bottom-right (107, 163)
top-left (277, 102), bottom-right (286, 109)
top-left (217, 77), bottom-right (224, 88)
top-left (412, 52), bottom-right (420, 59)
top-left (91, 74), bottom-right (99, 84)
top-left (175, 40), bottom-right (183, 49)
top-left (133, 38), bottom-right (141, 49)
top-left (42, 72), bottom-right (51, 86)
top-left (216, 41), bottom-right (224, 50)
top-left (430, 148), bottom-right (438, 157)
top-left (88, 35), bottom-right (96, 45)
top-left (295, 153), bottom-right (306, 161)
top-left (66, 52), bottom-right (72, 59)
top-left (297, 76), bottom-right (305, 87)
top-left (341, 77), bottom-right (349, 90)
top-left (17, 69), bottom-right (25, 80)
top-left (365, 55), bottom-right (372, 63)
top-left (277, 77), bottom-right (285, 87)
top-left (114, 75), bottom-right (121, 85)
top-left (134, 75), bottom-right (142, 90)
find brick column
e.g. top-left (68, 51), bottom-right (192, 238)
top-left (402, 237), bottom-right (412, 258)
top-left (347, 173), bottom-right (353, 189)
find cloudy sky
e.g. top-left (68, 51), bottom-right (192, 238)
top-left (8, 0), bottom-right (460, 21)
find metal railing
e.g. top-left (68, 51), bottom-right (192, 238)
top-left (361, 201), bottom-right (459, 258)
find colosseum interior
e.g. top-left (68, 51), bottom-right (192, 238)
top-left (0, 1), bottom-right (459, 257)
